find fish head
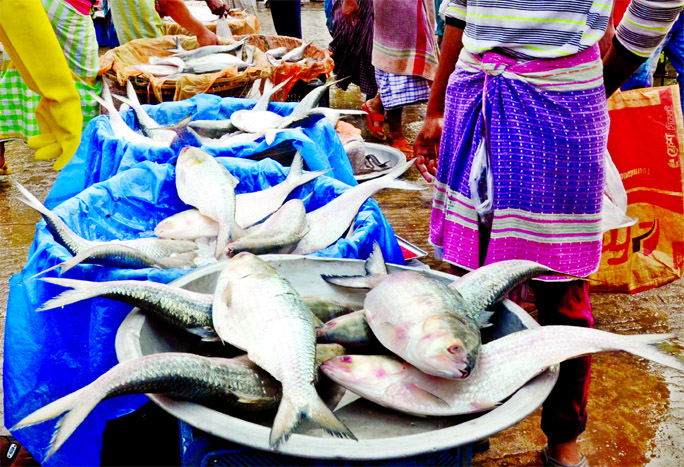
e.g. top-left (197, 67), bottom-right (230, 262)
top-left (321, 355), bottom-right (406, 394)
top-left (408, 315), bottom-right (481, 380)
top-left (221, 251), bottom-right (276, 279)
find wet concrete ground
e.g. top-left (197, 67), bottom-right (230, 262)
top-left (1, 2), bottom-right (683, 466)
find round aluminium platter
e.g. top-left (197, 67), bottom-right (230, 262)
top-left (353, 143), bottom-right (407, 182)
top-left (115, 255), bottom-right (558, 460)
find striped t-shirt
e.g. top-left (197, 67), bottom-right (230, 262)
top-left (445, 0), bottom-right (684, 60)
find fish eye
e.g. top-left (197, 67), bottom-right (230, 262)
top-left (448, 344), bottom-right (463, 355)
top-left (341, 356), bottom-right (353, 363)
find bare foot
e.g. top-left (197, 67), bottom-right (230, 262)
top-left (547, 440), bottom-right (584, 466)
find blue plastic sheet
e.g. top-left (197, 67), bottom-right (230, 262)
top-left (4, 95), bottom-right (405, 466)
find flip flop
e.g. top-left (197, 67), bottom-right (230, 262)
top-left (390, 137), bottom-right (415, 160)
top-left (362, 102), bottom-right (386, 141)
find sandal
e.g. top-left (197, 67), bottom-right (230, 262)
top-left (541, 445), bottom-right (589, 467)
top-left (362, 102), bottom-right (386, 141)
top-left (0, 142), bottom-right (10, 175)
top-left (390, 137), bottom-right (414, 160)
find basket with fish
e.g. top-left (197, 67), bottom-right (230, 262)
top-left (99, 35), bottom-right (273, 104)
top-left (234, 35), bottom-right (335, 102)
top-left (162, 5), bottom-right (260, 36)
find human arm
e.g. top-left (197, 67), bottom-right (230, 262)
top-left (159, 0), bottom-right (221, 46)
top-left (341, 0), bottom-right (359, 27)
top-left (0, 0), bottom-right (82, 170)
top-left (413, 23), bottom-right (464, 183)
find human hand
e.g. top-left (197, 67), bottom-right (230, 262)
top-left (342, 0), bottom-right (360, 27)
top-left (197, 28), bottom-right (221, 46)
top-left (413, 115), bottom-right (443, 183)
top-left (205, 0), bottom-right (228, 17)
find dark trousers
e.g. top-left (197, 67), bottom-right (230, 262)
top-left (270, 0), bottom-right (302, 39)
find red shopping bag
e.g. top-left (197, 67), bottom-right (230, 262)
top-left (590, 86), bottom-right (684, 293)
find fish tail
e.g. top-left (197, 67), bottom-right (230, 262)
top-left (38, 278), bottom-right (106, 310)
top-left (285, 151), bottom-right (331, 189)
top-left (11, 387), bottom-right (96, 461)
top-left (12, 181), bottom-right (51, 217)
top-left (374, 160), bottom-right (424, 192)
top-left (618, 333), bottom-right (684, 372)
top-left (270, 392), bottom-right (356, 448)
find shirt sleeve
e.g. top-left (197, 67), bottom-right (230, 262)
top-left (444, 0), bottom-right (466, 29)
top-left (616, 1), bottom-right (684, 58)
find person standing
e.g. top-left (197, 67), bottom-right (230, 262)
top-left (413, 1), bottom-right (684, 465)
top-left (269, 0), bottom-right (302, 38)
top-left (362, 0), bottom-right (439, 157)
top-left (0, 0), bottom-right (102, 173)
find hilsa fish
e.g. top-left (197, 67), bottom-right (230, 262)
top-left (292, 160), bottom-right (423, 255)
top-left (175, 147), bottom-right (244, 258)
top-left (212, 253), bottom-right (356, 447)
top-left (322, 326), bottom-right (684, 417)
top-left (12, 344), bottom-right (346, 461)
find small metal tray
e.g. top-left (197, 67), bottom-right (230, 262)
top-left (115, 255), bottom-right (558, 460)
top-left (353, 143), bottom-right (407, 182)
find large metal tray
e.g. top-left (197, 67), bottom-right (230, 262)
top-left (115, 255), bottom-right (558, 460)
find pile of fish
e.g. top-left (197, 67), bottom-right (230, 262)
top-left (12, 248), bottom-right (684, 459)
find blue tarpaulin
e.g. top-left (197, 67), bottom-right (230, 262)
top-left (4, 94), bottom-right (405, 466)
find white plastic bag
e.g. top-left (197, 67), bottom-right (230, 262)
top-left (468, 136), bottom-right (494, 216)
top-left (601, 150), bottom-right (637, 232)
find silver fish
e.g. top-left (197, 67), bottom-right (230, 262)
top-left (39, 277), bottom-right (216, 340)
top-left (111, 80), bottom-right (176, 141)
top-left (282, 40), bottom-right (313, 62)
top-left (277, 78), bottom-right (348, 129)
top-left (265, 46), bottom-right (288, 59)
top-left (171, 38), bottom-right (247, 62)
top-left (154, 209), bottom-right (219, 240)
top-left (175, 147), bottom-right (243, 258)
top-left (285, 108), bottom-right (368, 129)
top-left (301, 296), bottom-right (359, 323)
top-left (11, 344), bottom-right (346, 461)
top-left (230, 109), bottom-right (284, 133)
top-left (316, 310), bottom-right (381, 351)
top-left (235, 151), bottom-right (329, 228)
top-left (189, 126), bottom-right (285, 148)
top-left (35, 242), bottom-right (198, 277)
top-left (188, 119), bottom-right (239, 139)
top-left (133, 63), bottom-right (183, 77)
top-left (322, 326), bottom-right (684, 416)
top-left (211, 253), bottom-right (356, 447)
top-left (291, 160), bottom-right (423, 255)
top-left (184, 53), bottom-right (252, 74)
top-left (226, 198), bottom-right (308, 256)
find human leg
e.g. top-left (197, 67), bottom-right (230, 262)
top-left (269, 0), bottom-right (302, 38)
top-left (0, 141), bottom-right (8, 174)
top-left (362, 92), bottom-right (386, 140)
top-left (531, 280), bottom-right (593, 466)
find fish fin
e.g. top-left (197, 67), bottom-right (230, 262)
top-left (12, 386), bottom-right (96, 461)
top-left (11, 181), bottom-right (51, 217)
top-left (29, 262), bottom-right (65, 279)
top-left (366, 242), bottom-right (388, 276)
top-left (264, 129), bottom-right (278, 145)
top-left (385, 382), bottom-right (450, 409)
top-left (476, 310), bottom-right (495, 329)
top-left (285, 151), bottom-right (332, 190)
top-left (320, 274), bottom-right (372, 289)
top-left (617, 333), bottom-right (684, 372)
top-left (383, 179), bottom-right (425, 192)
top-left (269, 392), bottom-right (356, 449)
top-left (38, 278), bottom-right (103, 310)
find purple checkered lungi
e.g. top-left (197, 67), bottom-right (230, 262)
top-left (430, 46), bottom-right (608, 278)
top-left (375, 69), bottom-right (431, 110)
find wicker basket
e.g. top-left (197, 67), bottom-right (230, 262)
top-left (99, 35), bottom-right (273, 104)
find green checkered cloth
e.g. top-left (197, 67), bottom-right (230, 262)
top-left (0, 0), bottom-right (102, 141)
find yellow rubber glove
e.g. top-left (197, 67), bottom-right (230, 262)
top-left (0, 0), bottom-right (83, 170)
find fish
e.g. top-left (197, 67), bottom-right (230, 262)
top-left (183, 53), bottom-right (252, 74)
top-left (111, 80), bottom-right (176, 141)
top-left (291, 160), bottom-right (423, 255)
top-left (154, 209), bottom-right (219, 240)
top-left (321, 326), bottom-right (684, 417)
top-left (34, 242), bottom-right (198, 277)
top-left (301, 296), bottom-right (359, 323)
top-left (285, 108), bottom-right (368, 129)
top-left (265, 46), bottom-right (288, 59)
top-left (189, 126), bottom-right (285, 148)
top-left (235, 151), bottom-right (329, 228)
top-left (216, 15), bottom-right (234, 40)
top-left (282, 40), bottom-right (313, 62)
top-left (133, 63), bottom-right (183, 78)
top-left (230, 109), bottom-right (284, 134)
top-left (175, 147), bottom-right (243, 258)
top-left (14, 181), bottom-right (198, 267)
top-left (12, 344), bottom-right (346, 461)
top-left (316, 310), bottom-right (381, 351)
top-left (226, 198), bottom-right (308, 256)
top-left (164, 36), bottom-right (187, 54)
top-left (171, 38), bottom-right (247, 62)
top-left (90, 85), bottom-right (171, 147)
top-left (249, 77), bottom-right (293, 113)
top-left (39, 277), bottom-right (216, 340)
top-left (211, 253), bottom-right (356, 447)
top-left (277, 78), bottom-right (349, 129)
